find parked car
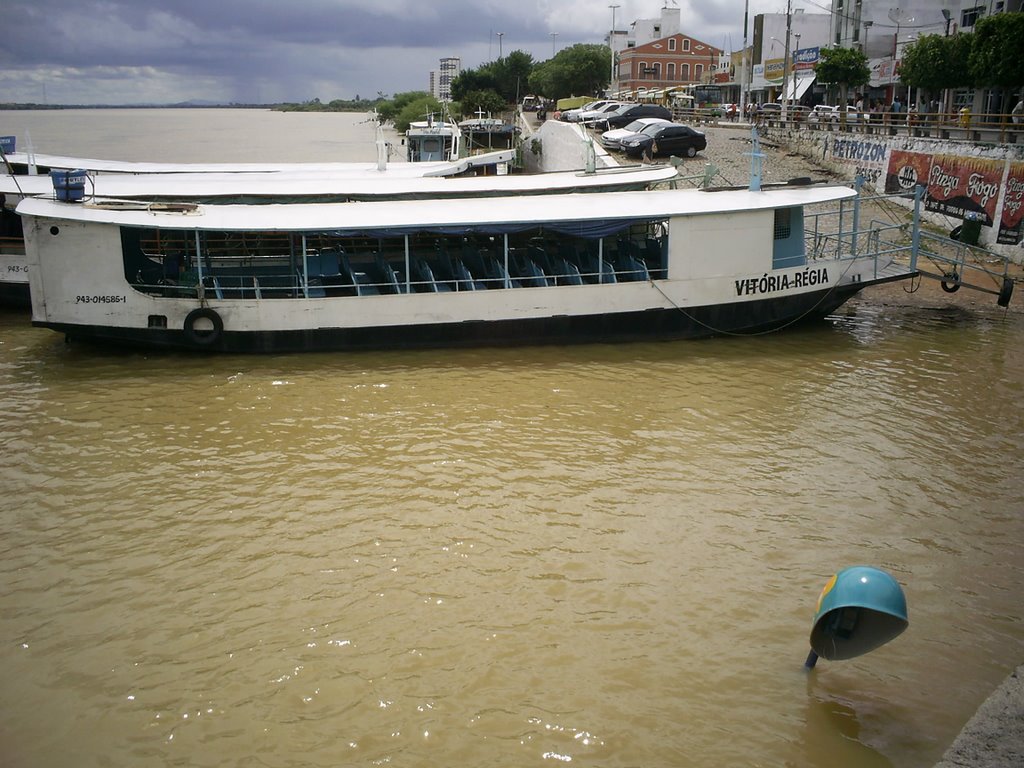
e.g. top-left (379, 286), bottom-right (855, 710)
top-left (758, 103), bottom-right (782, 115)
top-left (717, 103), bottom-right (739, 120)
top-left (807, 104), bottom-right (834, 124)
top-left (600, 117), bottom-right (671, 149)
top-left (829, 105), bottom-right (866, 123)
top-left (600, 103), bottom-right (673, 131)
top-left (575, 102), bottom-right (629, 125)
top-left (620, 123), bottom-right (707, 158)
top-left (562, 100), bottom-right (612, 122)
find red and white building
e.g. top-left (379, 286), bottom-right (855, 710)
top-left (615, 34), bottom-right (725, 97)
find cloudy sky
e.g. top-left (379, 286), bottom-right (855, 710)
top-left (0, 0), bottom-right (821, 105)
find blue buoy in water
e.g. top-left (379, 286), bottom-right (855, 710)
top-left (805, 566), bottom-right (908, 668)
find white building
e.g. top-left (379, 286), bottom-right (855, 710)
top-left (430, 57), bottom-right (461, 102)
top-left (607, 6), bottom-right (681, 56)
top-left (830, 0), bottom-right (1023, 59)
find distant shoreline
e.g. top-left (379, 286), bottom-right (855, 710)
top-left (0, 103), bottom-right (372, 112)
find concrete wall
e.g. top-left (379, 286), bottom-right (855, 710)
top-left (774, 124), bottom-right (1024, 262)
top-left (519, 119), bottom-right (617, 174)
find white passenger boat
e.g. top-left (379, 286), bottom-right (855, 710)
top-left (0, 163), bottom-right (678, 307)
top-left (19, 179), bottom-right (947, 352)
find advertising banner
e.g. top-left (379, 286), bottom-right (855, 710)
top-left (998, 161), bottom-right (1024, 244)
top-left (925, 154), bottom-right (1003, 225)
top-left (794, 47), bottom-right (820, 71)
top-left (885, 149), bottom-right (932, 194)
top-left (829, 138), bottom-right (889, 189)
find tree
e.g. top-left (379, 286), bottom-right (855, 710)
top-left (376, 91), bottom-right (443, 131)
top-left (451, 50), bottom-right (535, 105)
top-left (459, 89), bottom-right (507, 118)
top-left (527, 44), bottom-right (610, 101)
top-left (814, 47), bottom-right (870, 126)
top-left (901, 33), bottom-right (974, 113)
top-left (970, 13), bottom-right (1024, 89)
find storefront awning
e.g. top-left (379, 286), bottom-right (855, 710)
top-left (777, 75), bottom-right (816, 102)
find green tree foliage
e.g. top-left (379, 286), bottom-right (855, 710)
top-left (527, 44), bottom-right (610, 100)
top-left (452, 50), bottom-right (536, 105)
top-left (969, 13), bottom-right (1024, 88)
top-left (376, 91), bottom-right (437, 124)
top-left (814, 47), bottom-right (870, 124)
top-left (459, 90), bottom-right (507, 118)
top-left (901, 33), bottom-right (975, 94)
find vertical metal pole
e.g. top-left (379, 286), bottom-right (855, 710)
top-left (301, 234), bottom-right (309, 298)
top-left (837, 198), bottom-right (845, 259)
top-left (739, 0), bottom-right (749, 117)
top-left (404, 235), bottom-right (411, 293)
top-left (194, 231), bottom-right (203, 283)
top-left (910, 184), bottom-right (923, 270)
top-left (598, 239), bottom-right (605, 283)
top-left (852, 175), bottom-right (862, 258)
top-left (503, 233), bottom-right (510, 288)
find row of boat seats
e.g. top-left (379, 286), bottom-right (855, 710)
top-left (298, 240), bottom-right (663, 296)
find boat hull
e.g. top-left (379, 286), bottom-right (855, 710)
top-left (35, 284), bottom-right (868, 353)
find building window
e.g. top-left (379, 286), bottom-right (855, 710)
top-left (695, 64), bottom-right (703, 79)
top-left (683, 39), bottom-right (690, 52)
top-left (962, 6), bottom-right (985, 27)
top-left (668, 38), bottom-right (677, 51)
top-left (681, 63), bottom-right (689, 80)
top-left (627, 41), bottom-right (635, 48)
top-left (668, 62), bottom-right (676, 80)
top-left (654, 25), bottom-right (661, 35)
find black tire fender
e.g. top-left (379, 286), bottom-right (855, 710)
top-left (183, 307), bottom-right (224, 346)
top-left (941, 271), bottom-right (961, 293)
top-left (998, 276), bottom-right (1014, 308)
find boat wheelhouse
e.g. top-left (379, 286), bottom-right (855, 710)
top-left (19, 181), bottom-right (944, 353)
top-left (405, 119), bottom-right (460, 163)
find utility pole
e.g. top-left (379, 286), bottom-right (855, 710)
top-left (782, 0), bottom-right (792, 121)
top-left (740, 0), bottom-right (749, 118)
top-left (609, 5), bottom-right (620, 97)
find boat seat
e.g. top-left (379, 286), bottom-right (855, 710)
top-left (412, 258), bottom-right (451, 292)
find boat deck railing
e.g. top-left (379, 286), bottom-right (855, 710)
top-left (804, 188), bottom-right (1016, 303)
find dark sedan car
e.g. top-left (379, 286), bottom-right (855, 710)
top-left (597, 103), bottom-right (673, 131)
top-left (620, 123), bottom-right (707, 158)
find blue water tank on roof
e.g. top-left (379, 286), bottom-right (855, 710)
top-left (50, 169), bottom-right (88, 202)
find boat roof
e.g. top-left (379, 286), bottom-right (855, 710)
top-left (1, 164), bottom-right (679, 200)
top-left (1, 148), bottom-right (513, 177)
top-left (18, 183), bottom-right (857, 231)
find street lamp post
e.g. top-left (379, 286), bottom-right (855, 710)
top-left (551, 32), bottom-right (558, 57)
top-left (609, 5), bottom-right (620, 96)
top-left (740, 0), bottom-right (750, 118)
top-left (497, 32), bottom-right (504, 59)
top-left (782, 0), bottom-right (792, 121)
top-left (792, 33), bottom-right (801, 113)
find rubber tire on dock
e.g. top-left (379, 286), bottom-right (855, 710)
top-left (941, 271), bottom-right (961, 293)
top-left (998, 277), bottom-right (1014, 308)
top-left (183, 307), bottom-right (224, 347)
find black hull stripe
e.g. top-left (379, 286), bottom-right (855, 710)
top-left (36, 286), bottom-right (862, 353)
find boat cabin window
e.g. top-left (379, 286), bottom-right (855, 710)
top-left (120, 219), bottom-right (670, 300)
top-left (772, 206), bottom-right (805, 269)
